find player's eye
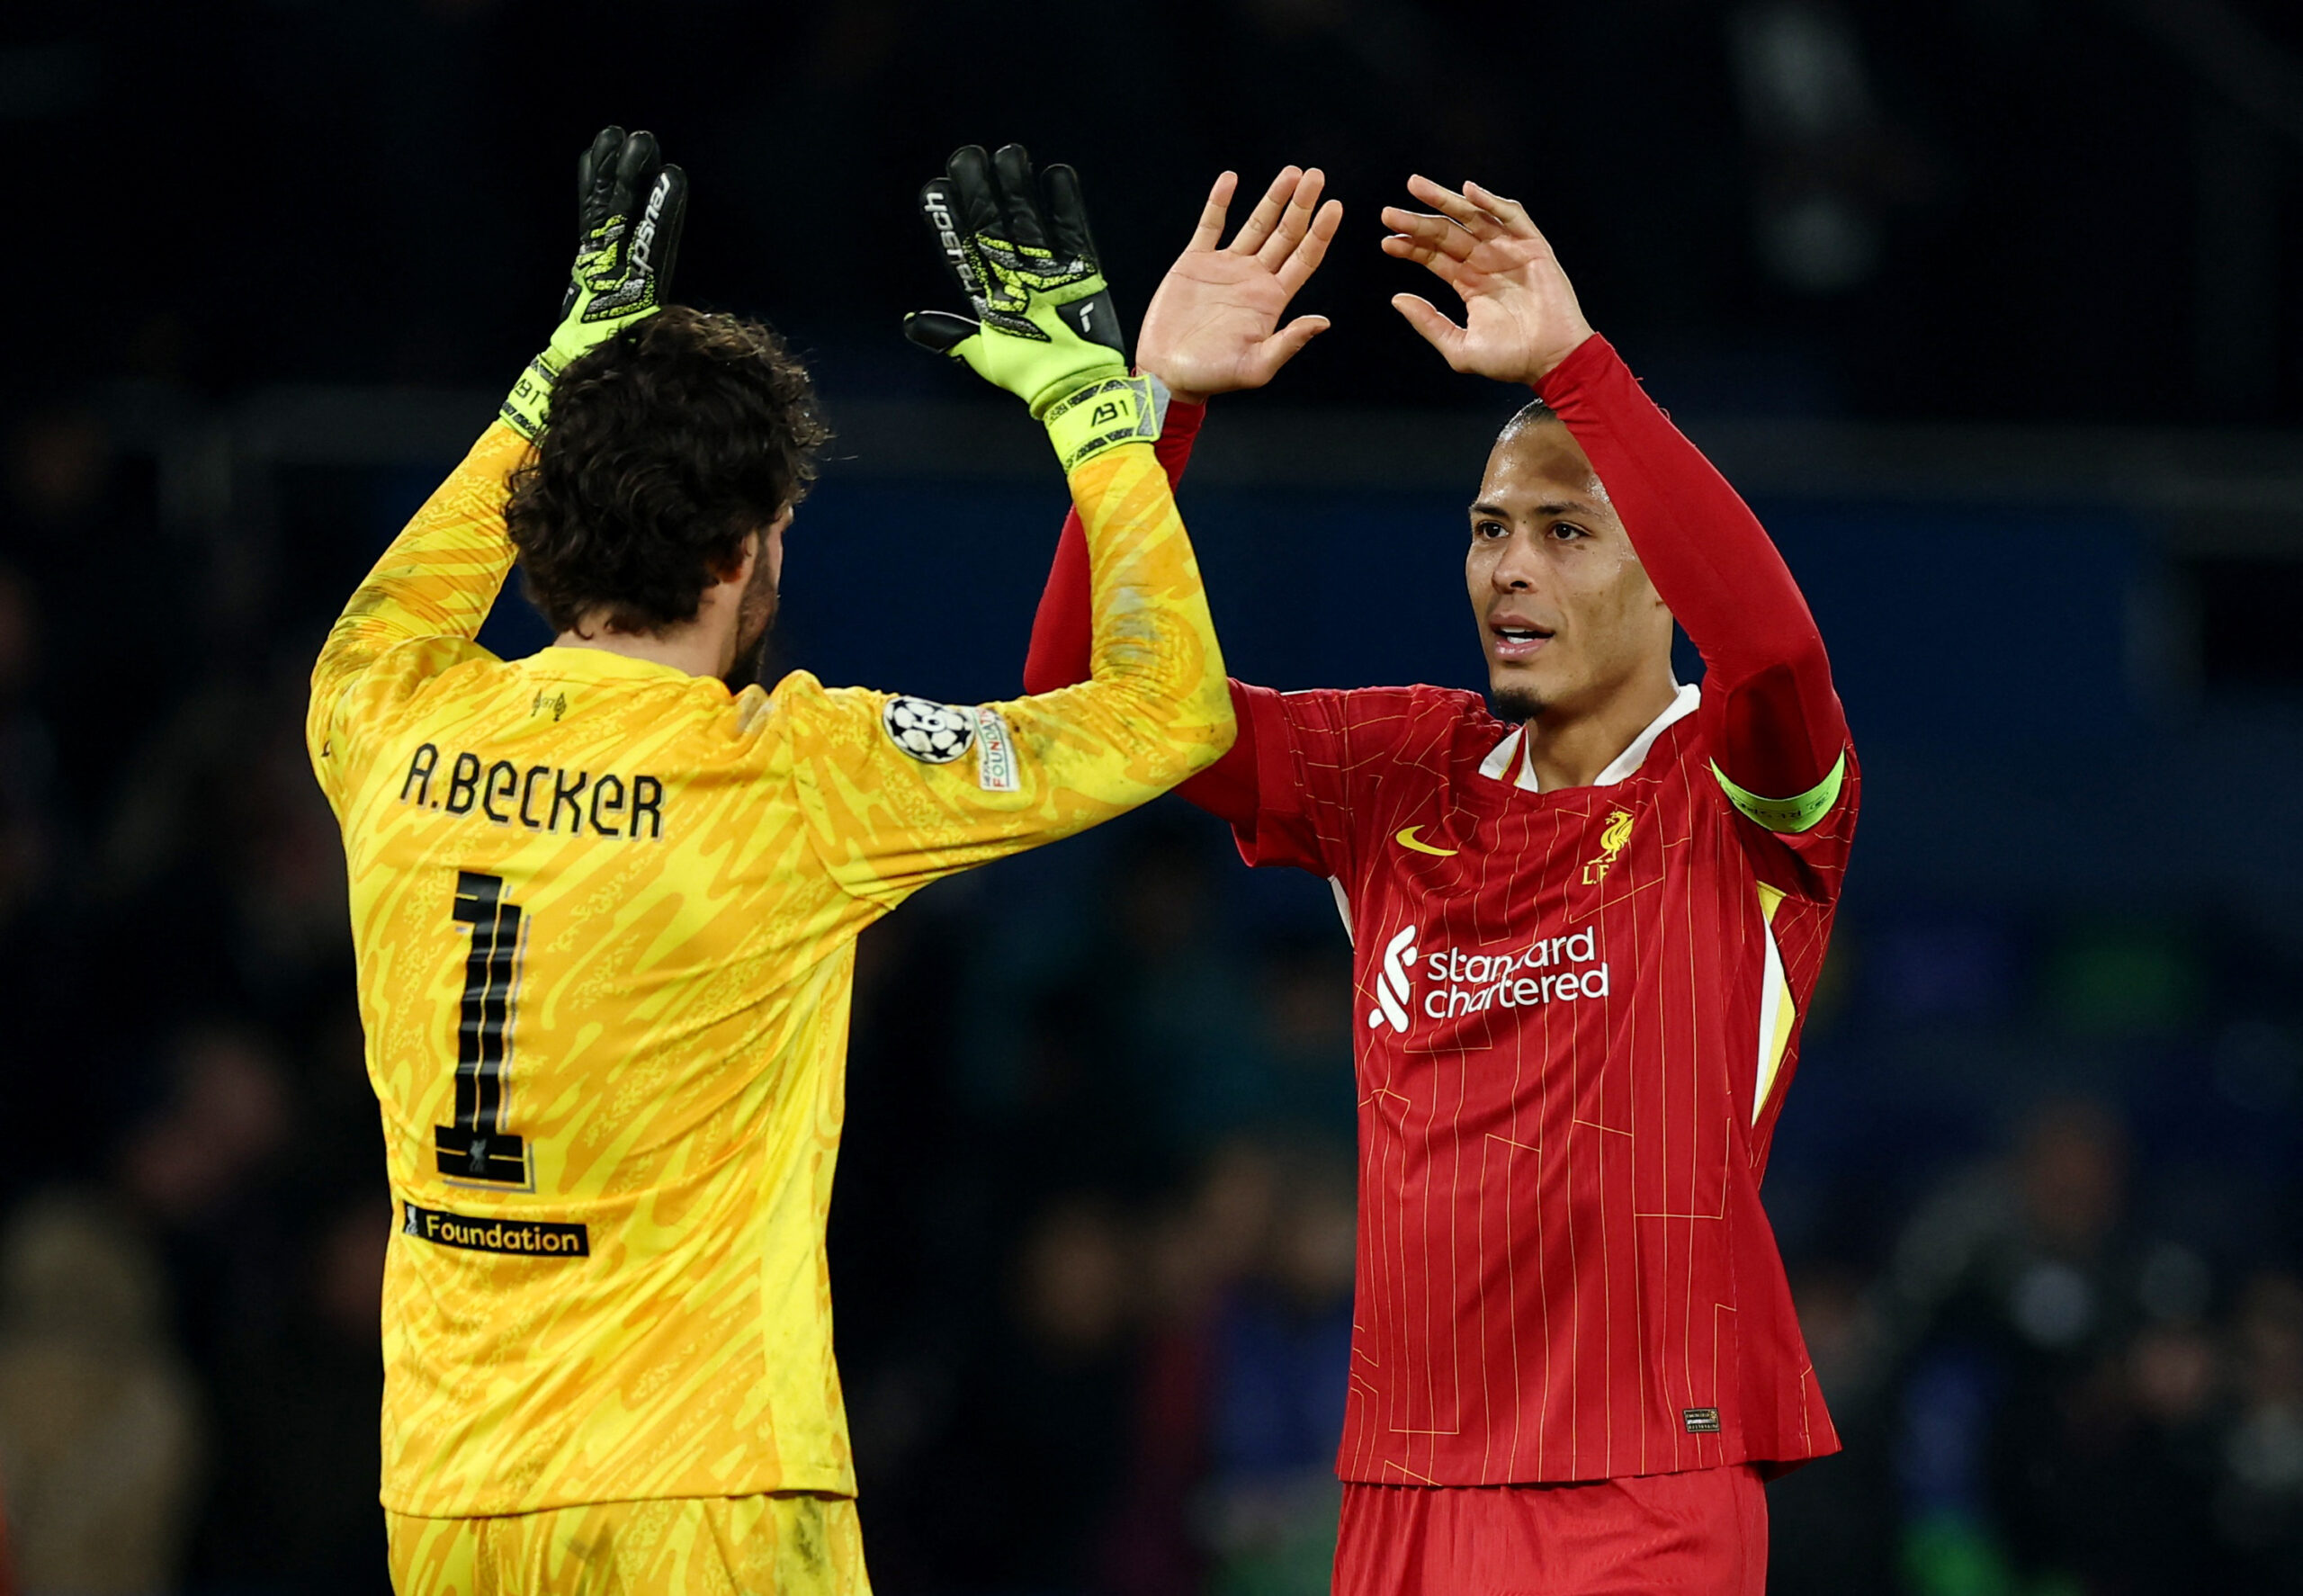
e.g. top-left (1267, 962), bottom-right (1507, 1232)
top-left (1548, 521), bottom-right (1591, 542)
top-left (1472, 519), bottom-right (1507, 540)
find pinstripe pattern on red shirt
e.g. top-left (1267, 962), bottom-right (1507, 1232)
top-left (1232, 680), bottom-right (1855, 1484)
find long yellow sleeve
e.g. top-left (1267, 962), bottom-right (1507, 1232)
top-left (307, 422), bottom-right (526, 811)
top-left (786, 438), bottom-right (1235, 905)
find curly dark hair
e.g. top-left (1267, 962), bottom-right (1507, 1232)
top-left (505, 306), bottom-right (829, 636)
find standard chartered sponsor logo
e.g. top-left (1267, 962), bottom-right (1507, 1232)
top-left (1424, 928), bottom-right (1611, 1018)
top-left (1368, 925), bottom-right (1420, 1032)
top-left (1367, 923), bottom-right (1611, 1032)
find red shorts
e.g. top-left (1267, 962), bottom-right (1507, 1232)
top-left (1332, 1465), bottom-right (1767, 1596)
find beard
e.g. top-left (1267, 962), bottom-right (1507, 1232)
top-left (1492, 685), bottom-right (1546, 723)
top-left (722, 559), bottom-right (781, 691)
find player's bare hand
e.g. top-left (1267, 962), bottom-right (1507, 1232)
top-left (1135, 166), bottom-right (1342, 406)
top-left (1381, 175), bottom-right (1593, 385)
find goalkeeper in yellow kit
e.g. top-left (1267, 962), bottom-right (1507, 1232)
top-left (306, 129), bottom-right (1232, 1595)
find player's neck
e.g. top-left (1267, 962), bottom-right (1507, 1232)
top-left (554, 615), bottom-right (733, 680)
top-left (1520, 670), bottom-right (1681, 793)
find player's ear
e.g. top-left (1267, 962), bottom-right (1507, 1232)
top-left (763, 508), bottom-right (794, 583)
top-left (712, 532), bottom-right (760, 587)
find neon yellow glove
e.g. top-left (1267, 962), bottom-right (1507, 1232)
top-left (903, 144), bottom-right (1158, 471)
top-left (500, 126), bottom-right (688, 441)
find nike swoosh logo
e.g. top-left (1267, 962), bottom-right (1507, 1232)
top-left (1394, 825), bottom-right (1457, 856)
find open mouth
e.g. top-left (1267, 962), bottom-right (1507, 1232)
top-left (1490, 623), bottom-right (1555, 661)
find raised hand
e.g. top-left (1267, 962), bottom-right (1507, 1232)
top-left (905, 144), bottom-right (1157, 471)
top-left (1380, 175), bottom-right (1592, 386)
top-left (1136, 166), bottom-right (1342, 406)
top-left (501, 126), bottom-right (688, 440)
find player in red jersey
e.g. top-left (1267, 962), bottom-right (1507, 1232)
top-left (1022, 166), bottom-right (1856, 1593)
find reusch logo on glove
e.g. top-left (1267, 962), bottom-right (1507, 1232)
top-left (629, 177), bottom-right (670, 278)
top-left (921, 190), bottom-right (984, 303)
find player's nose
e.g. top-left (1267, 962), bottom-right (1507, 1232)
top-left (1490, 528), bottom-right (1545, 590)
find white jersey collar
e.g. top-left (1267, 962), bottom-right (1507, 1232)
top-left (1480, 682), bottom-right (1702, 794)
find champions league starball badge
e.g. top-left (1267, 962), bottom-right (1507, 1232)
top-left (883, 696), bottom-right (977, 764)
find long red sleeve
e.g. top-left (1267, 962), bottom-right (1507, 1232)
top-left (1018, 339), bottom-right (1842, 829)
top-left (1537, 335), bottom-right (1847, 800)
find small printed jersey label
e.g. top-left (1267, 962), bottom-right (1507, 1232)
top-left (973, 707), bottom-right (1019, 793)
top-left (401, 1201), bottom-right (590, 1259)
top-left (1682, 1407), bottom-right (1723, 1434)
top-left (883, 696), bottom-right (975, 764)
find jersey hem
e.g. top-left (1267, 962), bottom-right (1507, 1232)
top-left (1333, 1437), bottom-right (1841, 1488)
top-left (381, 1466), bottom-right (860, 1520)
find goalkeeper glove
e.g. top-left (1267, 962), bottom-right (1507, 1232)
top-left (904, 144), bottom-right (1159, 471)
top-left (501, 126), bottom-right (689, 440)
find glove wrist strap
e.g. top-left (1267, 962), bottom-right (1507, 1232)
top-left (499, 354), bottom-right (561, 442)
top-left (1043, 374), bottom-right (1158, 473)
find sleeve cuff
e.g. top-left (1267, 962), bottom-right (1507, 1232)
top-left (1533, 332), bottom-right (1618, 408)
top-left (1163, 396), bottom-right (1207, 441)
top-left (1154, 394), bottom-right (1206, 485)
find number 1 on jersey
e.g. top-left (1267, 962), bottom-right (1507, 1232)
top-left (436, 870), bottom-right (532, 1188)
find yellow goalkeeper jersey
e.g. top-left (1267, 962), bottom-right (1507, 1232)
top-left (307, 420), bottom-right (1230, 1518)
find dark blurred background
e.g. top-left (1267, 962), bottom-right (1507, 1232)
top-left (3, 1), bottom-right (2302, 1592)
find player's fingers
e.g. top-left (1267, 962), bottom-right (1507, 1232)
top-left (612, 130), bottom-right (659, 224)
top-left (1380, 205), bottom-right (1477, 263)
top-left (1276, 197), bottom-right (1344, 294)
top-left (1227, 166), bottom-right (1304, 254)
top-left (1251, 314), bottom-right (1331, 378)
top-left (1256, 166), bottom-right (1327, 268)
top-left (918, 178), bottom-right (977, 309)
top-left (903, 309), bottom-right (980, 355)
top-left (577, 126), bottom-right (624, 236)
top-left (1404, 175), bottom-right (1506, 242)
top-left (991, 143), bottom-right (1049, 249)
top-left (1187, 171), bottom-right (1238, 252)
top-left (947, 145), bottom-right (1002, 243)
top-left (1381, 228), bottom-right (1474, 288)
top-left (1391, 293), bottom-right (1467, 363)
top-left (1462, 180), bottom-right (1543, 242)
top-left (1042, 163), bottom-right (1099, 266)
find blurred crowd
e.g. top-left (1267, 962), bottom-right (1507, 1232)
top-left (0, 398), bottom-right (2300, 1595)
top-left (21, 3), bottom-right (2303, 425)
top-left (0, 397), bottom-right (405, 1592)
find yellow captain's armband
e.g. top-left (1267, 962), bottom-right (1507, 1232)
top-left (1711, 752), bottom-right (1846, 835)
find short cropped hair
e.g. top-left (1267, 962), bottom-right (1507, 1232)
top-left (506, 307), bottom-right (829, 636)
top-left (1499, 397), bottom-right (1559, 439)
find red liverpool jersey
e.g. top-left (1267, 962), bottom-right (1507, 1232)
top-left (1224, 677), bottom-right (1856, 1484)
top-left (1023, 334), bottom-right (1857, 1484)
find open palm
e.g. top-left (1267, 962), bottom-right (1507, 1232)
top-left (1381, 175), bottom-right (1594, 385)
top-left (1137, 167), bottom-right (1342, 405)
